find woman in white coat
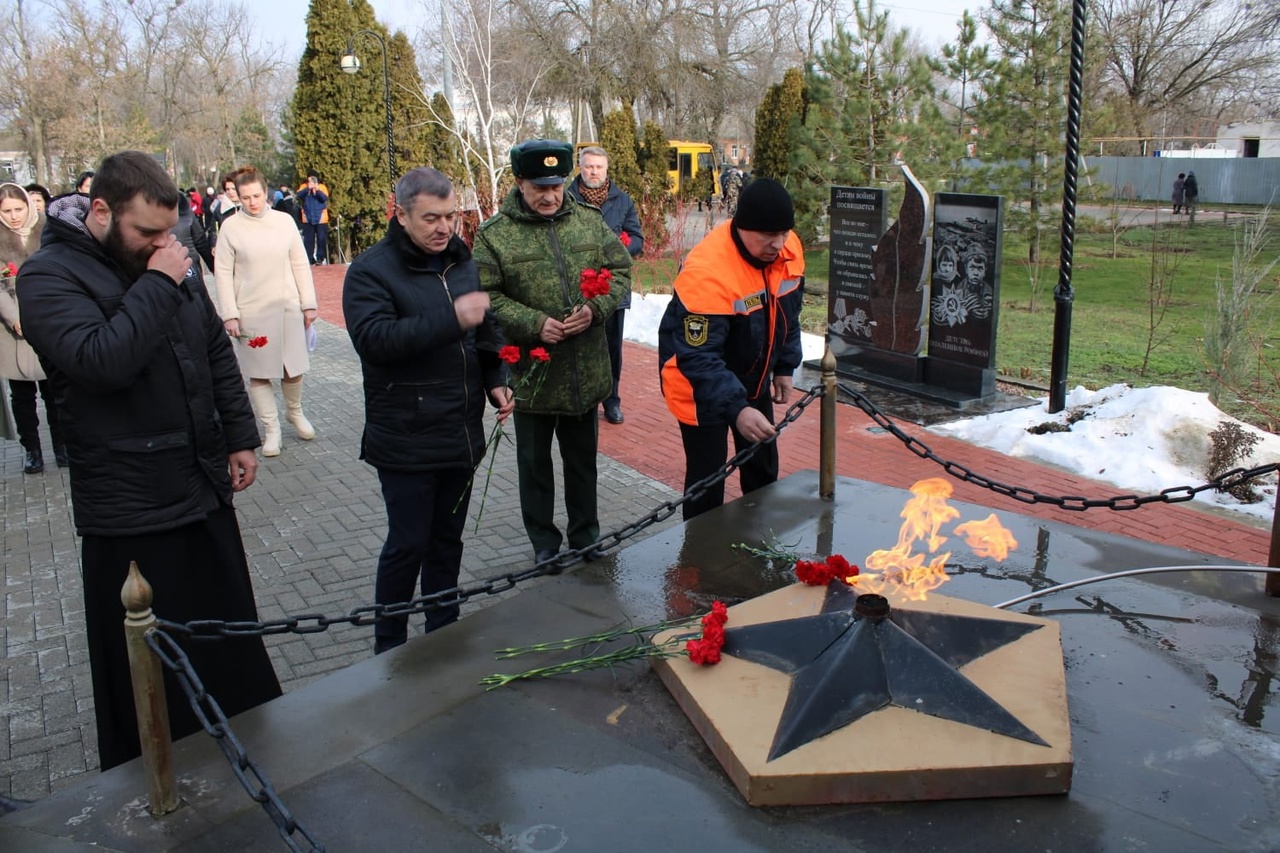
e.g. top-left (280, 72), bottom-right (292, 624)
top-left (0, 182), bottom-right (61, 473)
top-left (215, 167), bottom-right (318, 457)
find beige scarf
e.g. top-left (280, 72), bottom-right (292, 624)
top-left (0, 183), bottom-right (38, 242)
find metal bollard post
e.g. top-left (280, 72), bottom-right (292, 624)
top-left (122, 562), bottom-right (180, 815)
top-left (819, 343), bottom-right (837, 500)
top-left (1267, 500), bottom-right (1280, 597)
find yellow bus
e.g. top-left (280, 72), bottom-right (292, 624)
top-left (666, 141), bottom-right (721, 198)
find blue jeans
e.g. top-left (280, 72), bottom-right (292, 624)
top-left (374, 467), bottom-right (471, 653)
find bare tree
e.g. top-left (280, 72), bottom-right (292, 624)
top-left (1094, 0), bottom-right (1280, 153)
top-left (422, 0), bottom-right (552, 217)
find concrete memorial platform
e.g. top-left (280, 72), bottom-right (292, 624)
top-left (2, 472), bottom-right (1278, 851)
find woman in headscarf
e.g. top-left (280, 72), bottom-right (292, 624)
top-left (0, 183), bottom-right (62, 473)
top-left (214, 166), bottom-right (318, 457)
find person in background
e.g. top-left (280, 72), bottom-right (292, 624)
top-left (202, 185), bottom-right (217, 231)
top-left (474, 139), bottom-right (630, 566)
top-left (213, 172), bottom-right (240, 230)
top-left (296, 170), bottom-right (330, 265)
top-left (188, 186), bottom-right (203, 221)
top-left (657, 178), bottom-right (804, 521)
top-left (0, 183), bottom-right (62, 473)
top-left (1183, 171), bottom-right (1200, 215)
top-left (565, 145), bottom-right (643, 425)
top-left (17, 150), bottom-right (280, 770)
top-left (24, 183), bottom-right (50, 217)
top-left (174, 189), bottom-right (215, 285)
top-left (215, 166), bottom-right (318, 457)
top-left (343, 167), bottom-right (513, 654)
top-left (75, 171), bottom-right (94, 194)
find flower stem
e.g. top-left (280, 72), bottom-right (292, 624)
top-left (492, 615), bottom-right (699, 659)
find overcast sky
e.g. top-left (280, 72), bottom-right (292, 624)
top-left (258, 0), bottom-right (985, 62)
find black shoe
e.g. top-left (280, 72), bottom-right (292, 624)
top-left (580, 546), bottom-right (608, 562)
top-left (23, 449), bottom-right (43, 474)
top-left (54, 446), bottom-right (69, 468)
top-left (603, 402), bottom-right (624, 424)
top-left (535, 547), bottom-right (562, 572)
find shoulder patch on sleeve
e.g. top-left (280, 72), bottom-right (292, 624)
top-left (684, 314), bottom-right (709, 346)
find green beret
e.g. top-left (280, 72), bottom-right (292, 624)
top-left (510, 139), bottom-right (574, 186)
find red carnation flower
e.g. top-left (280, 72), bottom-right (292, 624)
top-left (498, 345), bottom-right (521, 364)
top-left (794, 559), bottom-right (834, 586)
top-left (530, 347), bottom-right (551, 362)
top-left (3, 262), bottom-right (16, 277)
top-left (247, 336), bottom-right (268, 348)
top-left (825, 553), bottom-right (858, 579)
top-left (579, 268), bottom-right (612, 300)
top-left (619, 232), bottom-right (631, 247)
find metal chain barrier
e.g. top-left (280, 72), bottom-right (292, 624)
top-left (144, 629), bottom-right (324, 852)
top-left (836, 380), bottom-right (1280, 510)
top-left (143, 384), bottom-right (824, 850)
top-left (157, 385), bottom-right (824, 644)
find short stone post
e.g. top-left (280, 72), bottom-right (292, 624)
top-left (122, 561), bottom-right (180, 815)
top-left (1267, 500), bottom-right (1280, 597)
top-left (819, 343), bottom-right (837, 500)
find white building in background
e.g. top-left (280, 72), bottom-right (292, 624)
top-left (1215, 121), bottom-right (1280, 158)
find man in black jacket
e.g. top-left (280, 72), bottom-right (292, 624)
top-left (17, 150), bottom-right (281, 770)
top-left (343, 167), bottom-right (514, 654)
top-left (566, 145), bottom-right (643, 424)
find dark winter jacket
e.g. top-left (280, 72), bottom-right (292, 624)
top-left (658, 222), bottom-right (805, 427)
top-left (566, 176), bottom-right (644, 309)
top-left (1184, 173), bottom-right (1200, 201)
top-left (474, 189), bottom-right (630, 416)
top-left (16, 194), bottom-right (260, 536)
top-left (343, 219), bottom-right (507, 472)
top-left (174, 193), bottom-right (216, 281)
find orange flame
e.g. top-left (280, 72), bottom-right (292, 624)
top-left (956, 513), bottom-right (1018, 561)
top-left (857, 478), bottom-right (1017, 601)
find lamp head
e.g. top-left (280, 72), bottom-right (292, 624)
top-left (340, 53), bottom-right (361, 74)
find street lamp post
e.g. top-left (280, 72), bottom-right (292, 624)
top-left (341, 30), bottom-right (396, 195)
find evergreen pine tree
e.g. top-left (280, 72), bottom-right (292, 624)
top-left (423, 93), bottom-right (467, 185)
top-left (978, 0), bottom-right (1070, 308)
top-left (388, 30), bottom-right (430, 179)
top-left (599, 104), bottom-right (641, 197)
top-left (753, 68), bottom-right (805, 181)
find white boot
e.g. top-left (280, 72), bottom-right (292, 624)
top-left (248, 382), bottom-right (282, 457)
top-left (282, 379), bottom-right (316, 440)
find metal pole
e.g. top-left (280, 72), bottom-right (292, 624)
top-left (819, 343), bottom-right (837, 499)
top-left (1266, 497), bottom-right (1280, 596)
top-left (379, 39), bottom-right (396, 192)
top-left (121, 562), bottom-right (179, 816)
top-left (1049, 0), bottom-right (1088, 414)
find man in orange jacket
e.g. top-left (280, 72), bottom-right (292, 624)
top-left (657, 178), bottom-right (805, 520)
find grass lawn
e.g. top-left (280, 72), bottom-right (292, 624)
top-left (633, 222), bottom-right (1280, 431)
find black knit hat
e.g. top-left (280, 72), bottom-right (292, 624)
top-left (733, 178), bottom-right (794, 232)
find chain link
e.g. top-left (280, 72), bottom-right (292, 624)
top-left (144, 630), bottom-right (324, 852)
top-left (836, 380), bottom-right (1280, 510)
top-left (157, 385), bottom-right (825, 644)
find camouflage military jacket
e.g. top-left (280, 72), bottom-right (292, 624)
top-left (474, 189), bottom-right (632, 416)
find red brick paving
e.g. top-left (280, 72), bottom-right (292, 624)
top-left (312, 264), bottom-right (1273, 567)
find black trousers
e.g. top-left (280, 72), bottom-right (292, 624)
top-left (80, 506), bottom-right (281, 770)
top-left (303, 222), bottom-right (329, 264)
top-left (10, 378), bottom-right (61, 452)
top-left (678, 396), bottom-right (779, 521)
top-left (374, 467), bottom-right (471, 653)
top-left (513, 410), bottom-right (599, 552)
top-left (604, 308), bottom-right (625, 407)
